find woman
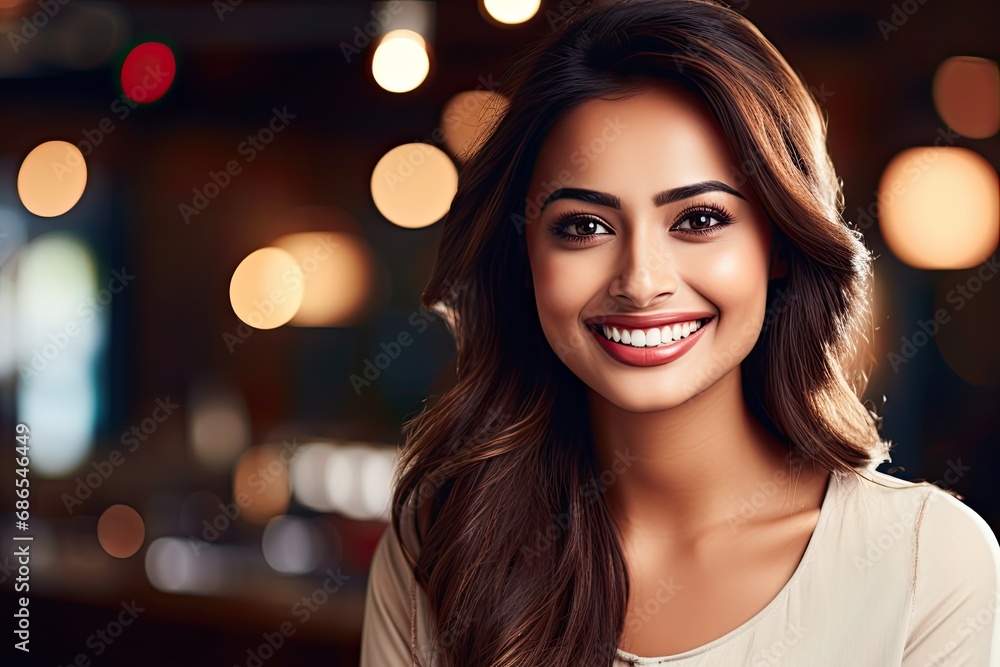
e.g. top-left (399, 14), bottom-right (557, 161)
top-left (361, 1), bottom-right (1000, 665)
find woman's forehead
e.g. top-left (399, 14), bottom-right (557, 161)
top-left (529, 85), bottom-right (742, 204)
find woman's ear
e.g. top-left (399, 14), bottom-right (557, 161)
top-left (769, 242), bottom-right (787, 280)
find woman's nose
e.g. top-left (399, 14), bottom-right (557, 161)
top-left (609, 229), bottom-right (679, 309)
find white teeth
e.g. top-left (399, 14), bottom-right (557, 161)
top-left (594, 318), bottom-right (707, 348)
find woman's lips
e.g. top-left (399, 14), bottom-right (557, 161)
top-left (587, 317), bottom-right (711, 367)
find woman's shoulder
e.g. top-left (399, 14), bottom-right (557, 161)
top-left (361, 508), bottom-right (431, 666)
top-left (370, 497), bottom-right (427, 589)
top-left (837, 466), bottom-right (971, 520)
top-left (840, 470), bottom-right (1000, 662)
top-left (834, 466), bottom-right (1000, 593)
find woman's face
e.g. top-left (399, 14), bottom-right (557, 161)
top-left (524, 83), bottom-right (781, 412)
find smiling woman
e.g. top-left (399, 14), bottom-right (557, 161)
top-left (526, 84), bottom-right (776, 385)
top-left (360, 1), bottom-right (1000, 666)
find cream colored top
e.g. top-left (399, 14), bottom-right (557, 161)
top-left (360, 468), bottom-right (1000, 666)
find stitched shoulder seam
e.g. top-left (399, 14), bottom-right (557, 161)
top-left (911, 489), bottom-right (933, 601)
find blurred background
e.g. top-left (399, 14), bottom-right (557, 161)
top-left (0, 0), bottom-right (996, 664)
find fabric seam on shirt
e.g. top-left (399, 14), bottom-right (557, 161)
top-left (909, 488), bottom-right (932, 626)
top-left (410, 575), bottom-right (423, 666)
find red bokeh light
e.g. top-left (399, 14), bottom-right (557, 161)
top-left (120, 42), bottom-right (176, 104)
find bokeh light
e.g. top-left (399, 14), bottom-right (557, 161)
top-left (483, 0), bottom-right (540, 24)
top-left (14, 233), bottom-right (101, 477)
top-left (145, 536), bottom-right (224, 594)
top-left (326, 444), bottom-right (396, 520)
top-left (440, 90), bottom-right (509, 161)
top-left (288, 442), bottom-right (396, 519)
top-left (261, 515), bottom-right (323, 575)
top-left (878, 147), bottom-right (998, 269)
top-left (933, 56), bottom-right (999, 139)
top-left (232, 444), bottom-right (293, 524)
top-left (229, 247), bottom-right (304, 329)
top-left (371, 143), bottom-right (458, 228)
top-left (358, 445), bottom-right (397, 519)
top-left (17, 141), bottom-right (88, 217)
top-left (289, 443), bottom-right (337, 512)
top-left (188, 383), bottom-right (250, 471)
top-left (97, 504), bottom-right (145, 558)
top-left (371, 29), bottom-right (429, 93)
top-left (120, 42), bottom-right (176, 104)
top-left (271, 232), bottom-right (376, 326)
top-left (48, 5), bottom-right (130, 70)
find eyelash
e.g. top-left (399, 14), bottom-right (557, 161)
top-left (548, 201), bottom-right (736, 244)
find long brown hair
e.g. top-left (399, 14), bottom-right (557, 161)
top-left (390, 1), bottom-right (891, 664)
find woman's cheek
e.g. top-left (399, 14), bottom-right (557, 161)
top-left (533, 252), bottom-right (597, 356)
top-left (701, 246), bottom-right (770, 351)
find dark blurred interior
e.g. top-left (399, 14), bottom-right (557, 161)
top-left (0, 0), bottom-right (997, 665)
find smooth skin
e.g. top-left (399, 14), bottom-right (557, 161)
top-left (524, 83), bottom-right (831, 657)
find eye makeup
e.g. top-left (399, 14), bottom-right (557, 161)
top-left (547, 199), bottom-right (736, 244)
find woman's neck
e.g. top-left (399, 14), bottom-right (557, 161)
top-left (588, 366), bottom-right (823, 548)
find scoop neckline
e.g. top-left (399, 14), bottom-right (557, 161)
top-left (614, 470), bottom-right (839, 664)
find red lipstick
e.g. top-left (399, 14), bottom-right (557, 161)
top-left (586, 315), bottom-right (713, 367)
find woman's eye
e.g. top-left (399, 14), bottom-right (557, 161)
top-left (674, 212), bottom-right (725, 232)
top-left (555, 216), bottom-right (611, 238)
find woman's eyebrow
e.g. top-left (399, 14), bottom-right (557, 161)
top-left (539, 180), bottom-right (747, 212)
